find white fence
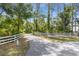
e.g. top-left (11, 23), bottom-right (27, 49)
top-left (0, 34), bottom-right (20, 45)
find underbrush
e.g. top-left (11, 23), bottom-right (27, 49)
top-left (0, 38), bottom-right (29, 56)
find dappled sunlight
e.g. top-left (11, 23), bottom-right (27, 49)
top-left (0, 3), bottom-right (79, 56)
top-left (25, 34), bottom-right (79, 56)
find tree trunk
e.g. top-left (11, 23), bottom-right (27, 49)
top-left (63, 4), bottom-right (66, 32)
top-left (17, 15), bottom-right (21, 34)
top-left (71, 3), bottom-right (74, 34)
top-left (47, 3), bottom-right (51, 32)
top-left (35, 3), bottom-right (40, 32)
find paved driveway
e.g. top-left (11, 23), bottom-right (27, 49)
top-left (24, 34), bottom-right (79, 56)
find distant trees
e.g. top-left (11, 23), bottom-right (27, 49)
top-left (0, 3), bottom-right (79, 36)
top-left (37, 18), bottom-right (47, 32)
top-left (58, 4), bottom-right (75, 32)
top-left (34, 3), bottom-right (40, 32)
top-left (74, 4), bottom-right (79, 34)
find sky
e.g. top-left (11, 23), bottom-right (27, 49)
top-left (29, 3), bottom-right (64, 22)
top-left (0, 3), bottom-right (79, 22)
top-left (32, 3), bottom-right (65, 17)
top-left (32, 3), bottom-right (79, 18)
top-left (30, 3), bottom-right (79, 23)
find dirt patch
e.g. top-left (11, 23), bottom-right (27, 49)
top-left (0, 38), bottom-right (30, 56)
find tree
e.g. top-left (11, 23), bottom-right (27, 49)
top-left (58, 4), bottom-right (75, 32)
top-left (47, 3), bottom-right (51, 32)
top-left (47, 3), bottom-right (54, 32)
top-left (34, 3), bottom-right (40, 32)
top-left (74, 3), bottom-right (79, 35)
top-left (1, 3), bottom-right (32, 33)
top-left (37, 17), bottom-right (47, 32)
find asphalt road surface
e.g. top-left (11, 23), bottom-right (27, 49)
top-left (24, 34), bottom-right (79, 56)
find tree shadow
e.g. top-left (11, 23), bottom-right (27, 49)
top-left (25, 38), bottom-right (79, 56)
top-left (25, 39), bottom-right (59, 56)
top-left (57, 42), bottom-right (79, 56)
top-left (58, 49), bottom-right (78, 56)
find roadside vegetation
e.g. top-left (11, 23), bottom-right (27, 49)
top-left (0, 37), bottom-right (29, 56)
top-left (46, 36), bottom-right (79, 42)
top-left (33, 32), bottom-right (79, 42)
top-left (0, 3), bottom-right (79, 36)
top-left (0, 3), bottom-right (79, 55)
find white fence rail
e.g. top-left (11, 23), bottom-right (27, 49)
top-left (0, 34), bottom-right (20, 45)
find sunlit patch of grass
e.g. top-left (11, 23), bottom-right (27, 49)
top-left (34, 33), bottom-right (79, 42)
top-left (0, 38), bottom-right (30, 56)
top-left (46, 36), bottom-right (79, 42)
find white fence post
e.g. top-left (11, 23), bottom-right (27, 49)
top-left (16, 39), bottom-right (19, 47)
top-left (16, 35), bottom-right (20, 48)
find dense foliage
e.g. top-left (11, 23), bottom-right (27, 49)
top-left (0, 3), bottom-right (79, 36)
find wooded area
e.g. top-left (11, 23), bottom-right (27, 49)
top-left (0, 3), bottom-right (79, 36)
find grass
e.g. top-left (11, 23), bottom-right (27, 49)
top-left (0, 37), bottom-right (30, 56)
top-left (47, 37), bottom-right (79, 42)
top-left (34, 33), bottom-right (79, 42)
